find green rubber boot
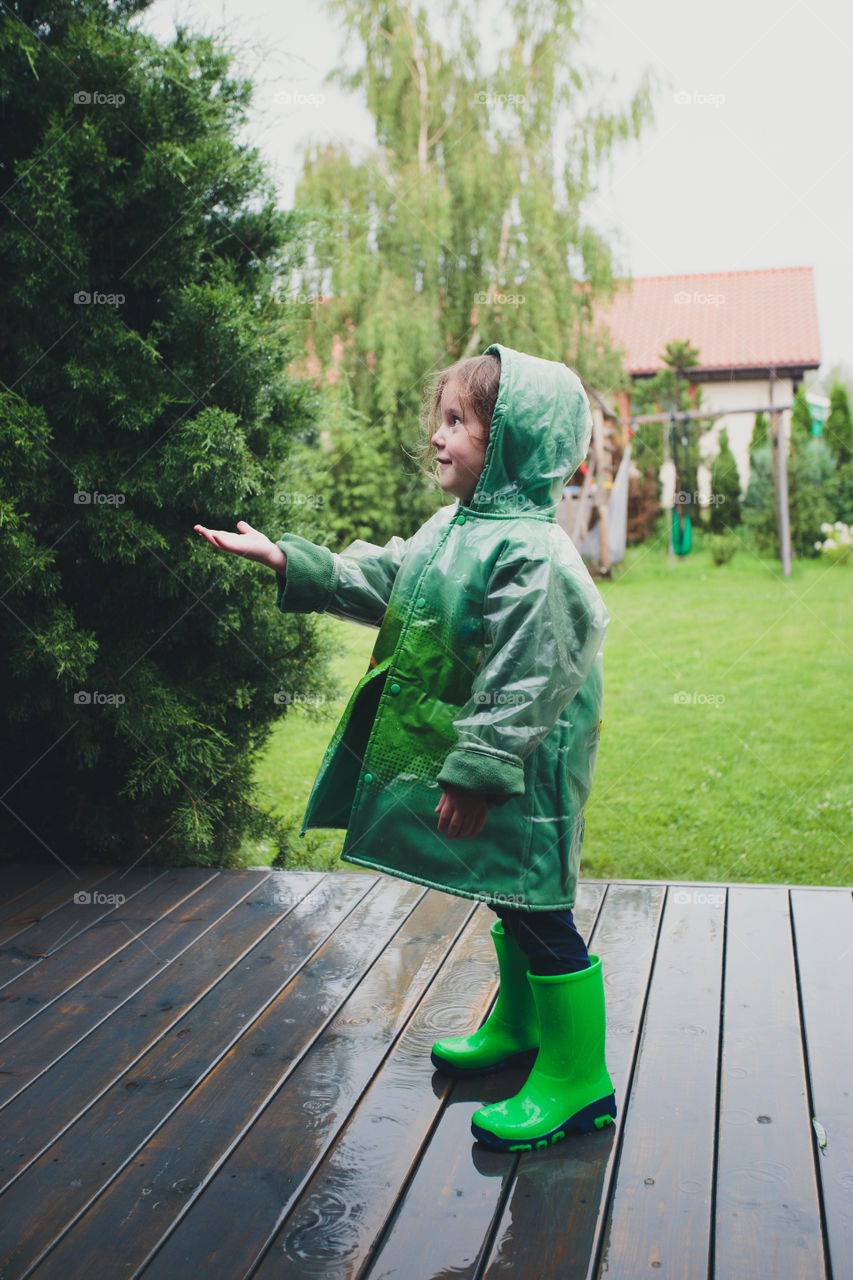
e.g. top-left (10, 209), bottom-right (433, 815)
top-left (470, 954), bottom-right (617, 1151)
top-left (431, 921), bottom-right (538, 1077)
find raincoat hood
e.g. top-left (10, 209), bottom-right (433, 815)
top-left (467, 344), bottom-right (593, 516)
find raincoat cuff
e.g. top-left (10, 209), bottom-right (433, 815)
top-left (274, 534), bottom-right (337, 614)
top-left (437, 747), bottom-right (525, 806)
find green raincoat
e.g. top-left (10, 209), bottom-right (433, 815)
top-left (274, 344), bottom-right (608, 910)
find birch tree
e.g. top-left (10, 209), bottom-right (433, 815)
top-left (291, 0), bottom-right (656, 540)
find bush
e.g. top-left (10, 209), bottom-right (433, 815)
top-left (824, 382), bottom-right (853, 466)
top-left (0, 2), bottom-right (327, 867)
top-left (743, 438), bottom-right (837, 560)
top-left (834, 460), bottom-right (853, 524)
top-left (708, 532), bottom-right (738, 565)
top-left (742, 445), bottom-right (778, 555)
top-left (788, 436), bottom-right (837, 558)
top-left (815, 521), bottom-right (853, 565)
top-left (709, 428), bottom-right (742, 532)
top-left (750, 411), bottom-right (769, 453)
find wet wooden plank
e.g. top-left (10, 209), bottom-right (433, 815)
top-left (1, 872), bottom-right (375, 1277)
top-left (715, 887), bottom-right (826, 1279)
top-left (0, 871), bottom-right (846, 1280)
top-left (254, 903), bottom-right (504, 1280)
top-left (791, 887), bottom-right (853, 1279)
top-left (360, 1075), bottom-right (522, 1280)
top-left (29, 877), bottom-right (424, 1280)
top-left (354, 883), bottom-right (608, 1280)
top-left (0, 867), bottom-right (220, 1039)
top-left (481, 882), bottom-right (666, 1280)
top-left (0, 872), bottom-right (345, 1198)
top-left (0, 867), bottom-right (167, 985)
top-left (135, 886), bottom-right (475, 1280)
top-left (0, 870), bottom-right (284, 1108)
top-left (595, 885), bottom-right (726, 1279)
top-left (0, 864), bottom-right (63, 910)
top-left (0, 870), bottom-right (308, 1111)
top-left (0, 865), bottom-right (120, 945)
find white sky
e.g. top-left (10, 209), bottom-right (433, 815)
top-left (140, 0), bottom-right (853, 379)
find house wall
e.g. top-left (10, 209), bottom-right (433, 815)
top-left (694, 376), bottom-right (795, 496)
top-left (625, 374), bottom-right (795, 506)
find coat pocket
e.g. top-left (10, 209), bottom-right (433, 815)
top-left (301, 664), bottom-right (389, 832)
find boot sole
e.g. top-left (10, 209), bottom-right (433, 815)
top-left (471, 1094), bottom-right (617, 1151)
top-left (430, 1046), bottom-right (539, 1078)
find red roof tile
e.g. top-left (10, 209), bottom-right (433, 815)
top-left (595, 266), bottom-right (821, 375)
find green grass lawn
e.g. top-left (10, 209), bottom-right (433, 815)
top-left (248, 536), bottom-right (852, 887)
top-left (249, 616), bottom-right (375, 871)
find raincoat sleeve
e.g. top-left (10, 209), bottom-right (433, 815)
top-left (274, 531), bottom-right (412, 627)
top-left (436, 551), bottom-right (608, 803)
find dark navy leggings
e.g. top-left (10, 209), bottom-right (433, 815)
top-left (491, 905), bottom-right (590, 975)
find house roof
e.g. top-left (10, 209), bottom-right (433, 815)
top-left (595, 266), bottom-right (821, 376)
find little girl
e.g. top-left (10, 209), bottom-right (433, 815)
top-left (194, 343), bottom-right (616, 1151)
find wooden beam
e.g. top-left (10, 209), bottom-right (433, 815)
top-left (622, 404), bottom-right (793, 426)
top-left (769, 370), bottom-right (792, 578)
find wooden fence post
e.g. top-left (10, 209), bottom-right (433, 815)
top-left (769, 369), bottom-right (792, 578)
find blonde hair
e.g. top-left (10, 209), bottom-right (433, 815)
top-left (412, 352), bottom-right (501, 486)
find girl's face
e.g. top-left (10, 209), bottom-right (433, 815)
top-left (430, 376), bottom-right (489, 504)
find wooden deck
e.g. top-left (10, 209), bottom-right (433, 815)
top-left (0, 863), bottom-right (850, 1280)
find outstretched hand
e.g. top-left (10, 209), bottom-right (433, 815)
top-left (193, 520), bottom-right (286, 572)
top-left (435, 784), bottom-right (489, 839)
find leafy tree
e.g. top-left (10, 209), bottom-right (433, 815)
top-left (742, 445), bottom-right (778, 556)
top-left (771, 387), bottom-right (826, 556)
top-left (833, 461), bottom-right (853, 524)
top-left (629, 340), bottom-right (711, 501)
top-left (660, 339), bottom-right (701, 377)
top-left (709, 428), bottom-right (741, 532)
top-left (750, 411), bottom-right (769, 457)
top-left (824, 380), bottom-right (853, 466)
top-left (283, 389), bottom-right (402, 546)
top-left (291, 0), bottom-right (657, 543)
top-left (787, 436), bottom-right (837, 557)
top-left (790, 385), bottom-right (814, 446)
top-left (743, 436), bottom-right (836, 559)
top-left (0, 0), bottom-right (328, 867)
